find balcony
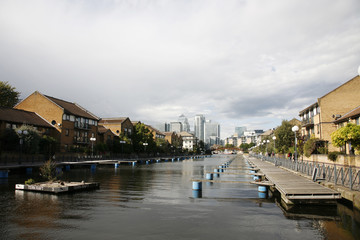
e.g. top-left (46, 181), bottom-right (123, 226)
top-left (301, 118), bottom-right (314, 127)
top-left (73, 137), bottom-right (89, 144)
top-left (74, 122), bottom-right (92, 130)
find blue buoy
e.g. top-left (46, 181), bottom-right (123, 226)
top-left (258, 192), bottom-right (267, 199)
top-left (91, 164), bottom-right (96, 170)
top-left (0, 170), bottom-right (9, 178)
top-left (192, 181), bottom-right (202, 190)
top-left (206, 173), bottom-right (213, 180)
top-left (258, 185), bottom-right (268, 193)
top-left (192, 190), bottom-right (202, 198)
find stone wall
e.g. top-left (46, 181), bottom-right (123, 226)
top-left (301, 154), bottom-right (360, 167)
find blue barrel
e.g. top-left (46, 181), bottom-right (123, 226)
top-left (0, 170), bottom-right (8, 178)
top-left (258, 185), bottom-right (268, 193)
top-left (192, 190), bottom-right (202, 198)
top-left (258, 192), bottom-right (267, 199)
top-left (192, 181), bottom-right (202, 190)
top-left (206, 173), bottom-right (213, 180)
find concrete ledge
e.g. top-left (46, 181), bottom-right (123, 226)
top-left (322, 183), bottom-right (360, 210)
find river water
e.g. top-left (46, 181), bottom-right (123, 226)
top-left (0, 155), bottom-right (359, 240)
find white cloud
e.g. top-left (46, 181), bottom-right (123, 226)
top-left (1, 0), bottom-right (360, 138)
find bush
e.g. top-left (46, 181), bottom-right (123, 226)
top-left (304, 138), bottom-right (317, 157)
top-left (328, 151), bottom-right (341, 161)
top-left (25, 178), bottom-right (36, 185)
top-left (40, 159), bottom-right (58, 181)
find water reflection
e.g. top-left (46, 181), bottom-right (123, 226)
top-left (0, 155), bottom-right (359, 239)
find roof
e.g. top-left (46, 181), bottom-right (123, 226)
top-left (145, 125), bottom-right (165, 136)
top-left (319, 75), bottom-right (360, 100)
top-left (45, 95), bottom-right (99, 120)
top-left (99, 117), bottom-right (128, 124)
top-left (334, 105), bottom-right (360, 123)
top-left (260, 129), bottom-right (274, 136)
top-left (0, 108), bottom-right (55, 128)
top-left (178, 131), bottom-right (194, 137)
top-left (299, 102), bottom-right (318, 115)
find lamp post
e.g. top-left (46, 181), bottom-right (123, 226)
top-left (90, 137), bottom-right (96, 157)
top-left (143, 142), bottom-right (148, 152)
top-left (272, 136), bottom-right (276, 155)
top-left (291, 126), bottom-right (299, 161)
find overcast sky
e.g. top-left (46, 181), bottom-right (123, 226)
top-left (1, 0), bottom-right (360, 139)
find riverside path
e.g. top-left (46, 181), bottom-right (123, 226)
top-left (247, 155), bottom-right (341, 205)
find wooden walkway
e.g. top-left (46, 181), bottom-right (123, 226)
top-left (247, 156), bottom-right (341, 205)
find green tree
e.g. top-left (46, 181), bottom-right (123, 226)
top-left (331, 123), bottom-right (360, 154)
top-left (0, 81), bottom-right (20, 107)
top-left (274, 120), bottom-right (298, 154)
top-left (15, 125), bottom-right (41, 154)
top-left (131, 123), bottom-right (155, 153)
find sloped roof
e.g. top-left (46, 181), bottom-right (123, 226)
top-left (99, 117), bottom-right (128, 124)
top-left (320, 75), bottom-right (360, 100)
top-left (146, 125), bottom-right (165, 136)
top-left (334, 105), bottom-right (360, 123)
top-left (178, 131), bottom-right (194, 137)
top-left (0, 108), bottom-right (54, 128)
top-left (44, 95), bottom-right (99, 120)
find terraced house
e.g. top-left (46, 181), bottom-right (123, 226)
top-left (299, 75), bottom-right (360, 151)
top-left (15, 91), bottom-right (100, 152)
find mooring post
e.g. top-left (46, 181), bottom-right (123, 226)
top-left (0, 170), bottom-right (9, 178)
top-left (192, 181), bottom-right (202, 191)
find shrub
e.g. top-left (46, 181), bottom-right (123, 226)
top-left (304, 138), bottom-right (317, 157)
top-left (40, 159), bottom-right (58, 181)
top-left (328, 151), bottom-right (341, 161)
top-left (25, 178), bottom-right (36, 185)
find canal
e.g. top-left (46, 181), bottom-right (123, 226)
top-left (0, 155), bottom-right (359, 240)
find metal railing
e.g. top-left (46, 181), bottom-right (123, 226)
top-left (251, 154), bottom-right (360, 191)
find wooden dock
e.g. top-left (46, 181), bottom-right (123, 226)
top-left (247, 156), bottom-right (341, 205)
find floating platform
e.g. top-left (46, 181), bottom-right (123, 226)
top-left (248, 157), bottom-right (341, 205)
top-left (15, 181), bottom-right (100, 194)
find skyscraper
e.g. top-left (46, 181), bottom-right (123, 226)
top-left (178, 114), bottom-right (190, 132)
top-left (170, 122), bottom-right (183, 133)
top-left (194, 114), bottom-right (205, 142)
top-left (205, 120), bottom-right (220, 145)
top-left (235, 126), bottom-right (247, 136)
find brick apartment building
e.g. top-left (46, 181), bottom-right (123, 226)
top-left (299, 75), bottom-right (360, 151)
top-left (15, 91), bottom-right (100, 152)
